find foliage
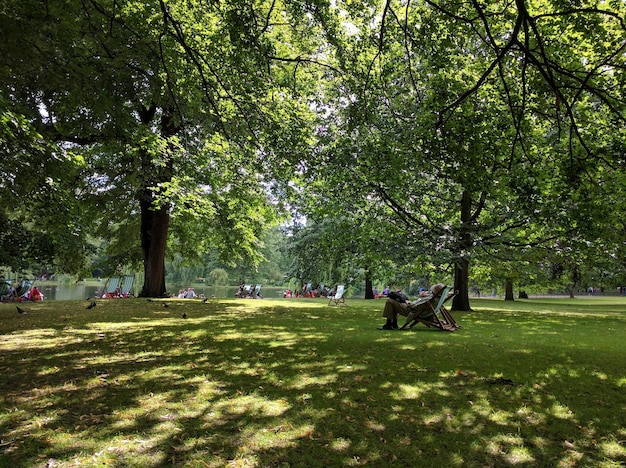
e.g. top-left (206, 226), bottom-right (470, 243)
top-left (1, 0), bottom-right (625, 301)
top-left (292, 0), bottom-right (626, 309)
top-left (0, 0), bottom-right (319, 295)
top-left (207, 268), bottom-right (229, 286)
top-left (1, 297), bottom-right (625, 466)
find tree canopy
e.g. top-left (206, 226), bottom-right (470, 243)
top-left (293, 0), bottom-right (626, 308)
top-left (1, 0), bottom-right (625, 304)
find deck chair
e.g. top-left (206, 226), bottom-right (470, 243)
top-left (399, 285), bottom-right (460, 331)
top-left (328, 284), bottom-right (347, 306)
top-left (4, 279), bottom-right (33, 301)
top-left (251, 284), bottom-right (263, 299)
top-left (120, 275), bottom-right (135, 297)
top-left (103, 275), bottom-right (122, 297)
top-left (0, 280), bottom-right (12, 300)
top-left (14, 279), bottom-right (33, 300)
top-left (302, 282), bottom-right (312, 297)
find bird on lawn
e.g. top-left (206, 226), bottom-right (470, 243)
top-left (16, 306), bottom-right (25, 314)
top-left (202, 297), bottom-right (208, 303)
top-left (182, 312), bottom-right (187, 319)
top-left (86, 302), bottom-right (97, 310)
top-left (163, 303), bottom-right (169, 308)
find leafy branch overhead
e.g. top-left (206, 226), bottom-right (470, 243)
top-left (0, 0), bottom-right (624, 303)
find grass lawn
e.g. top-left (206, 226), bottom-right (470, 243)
top-left (0, 296), bottom-right (624, 467)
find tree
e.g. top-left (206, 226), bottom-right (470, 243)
top-left (297, 0), bottom-right (626, 310)
top-left (0, 0), bottom-right (319, 295)
top-left (208, 268), bottom-right (229, 286)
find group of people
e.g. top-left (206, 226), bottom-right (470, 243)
top-left (176, 288), bottom-right (207, 299)
top-left (101, 287), bottom-right (132, 298)
top-left (291, 284), bottom-right (335, 298)
top-left (373, 286), bottom-right (391, 298)
top-left (235, 284), bottom-right (263, 299)
top-left (0, 280), bottom-right (43, 302)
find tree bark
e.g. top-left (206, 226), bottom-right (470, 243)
top-left (364, 268), bottom-right (374, 299)
top-left (137, 106), bottom-right (176, 298)
top-left (452, 190), bottom-right (473, 311)
top-left (139, 199), bottom-right (170, 297)
top-left (452, 256), bottom-right (471, 311)
top-left (505, 279), bottom-right (514, 300)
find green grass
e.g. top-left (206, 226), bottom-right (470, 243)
top-left (0, 297), bottom-right (624, 467)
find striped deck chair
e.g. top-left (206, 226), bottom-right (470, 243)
top-left (15, 279), bottom-right (33, 300)
top-left (120, 275), bottom-right (135, 297)
top-left (251, 284), bottom-right (263, 298)
top-left (0, 280), bottom-right (12, 300)
top-left (103, 276), bottom-right (122, 298)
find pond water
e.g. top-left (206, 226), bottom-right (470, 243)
top-left (37, 283), bottom-right (286, 301)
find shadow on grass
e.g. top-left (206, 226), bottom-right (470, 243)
top-left (0, 298), bottom-right (625, 466)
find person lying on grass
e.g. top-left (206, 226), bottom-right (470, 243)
top-left (377, 283), bottom-right (445, 330)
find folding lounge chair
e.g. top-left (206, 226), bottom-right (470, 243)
top-left (301, 282), bottom-right (312, 297)
top-left (242, 284), bottom-right (252, 297)
top-left (400, 285), bottom-right (460, 331)
top-left (0, 280), bottom-right (12, 301)
top-left (120, 275), bottom-right (135, 297)
top-left (328, 284), bottom-right (347, 306)
top-left (2, 279), bottom-right (33, 301)
top-left (103, 275), bottom-right (122, 297)
top-left (251, 284), bottom-right (263, 299)
top-left (13, 279), bottom-right (33, 301)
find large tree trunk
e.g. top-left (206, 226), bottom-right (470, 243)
top-left (452, 257), bottom-right (471, 311)
top-left (505, 279), bottom-right (514, 300)
top-left (452, 190), bottom-right (473, 311)
top-left (364, 268), bottom-right (374, 299)
top-left (139, 200), bottom-right (170, 297)
top-left (136, 106), bottom-right (176, 298)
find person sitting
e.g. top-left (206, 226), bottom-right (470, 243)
top-left (27, 286), bottom-right (43, 301)
top-left (377, 284), bottom-right (445, 330)
top-left (374, 285), bottom-right (390, 299)
top-left (184, 287), bottom-right (196, 299)
top-left (4, 285), bottom-right (18, 301)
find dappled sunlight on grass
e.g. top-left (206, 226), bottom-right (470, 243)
top-left (483, 434), bottom-right (536, 464)
top-left (0, 298), bottom-right (625, 466)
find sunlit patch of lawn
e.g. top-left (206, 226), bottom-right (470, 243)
top-left (0, 296), bottom-right (625, 466)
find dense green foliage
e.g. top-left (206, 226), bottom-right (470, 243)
top-left (0, 0), bottom-right (317, 294)
top-left (292, 0), bottom-right (626, 307)
top-left (1, 1), bottom-right (625, 301)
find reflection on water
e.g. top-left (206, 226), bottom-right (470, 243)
top-left (38, 283), bottom-right (285, 300)
top-left (39, 283), bottom-right (100, 301)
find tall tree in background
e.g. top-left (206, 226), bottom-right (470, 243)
top-left (0, 0), bottom-right (320, 295)
top-left (301, 0), bottom-right (625, 310)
